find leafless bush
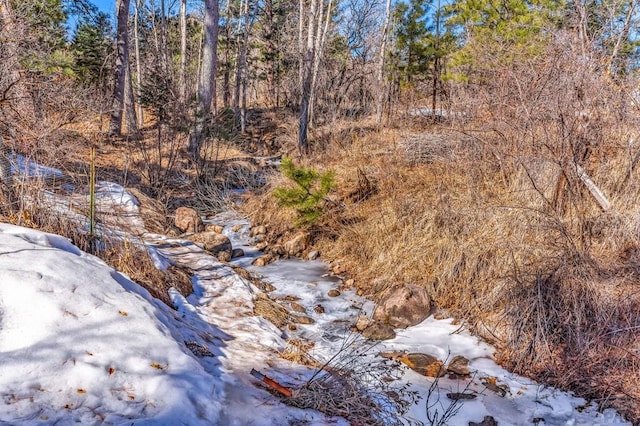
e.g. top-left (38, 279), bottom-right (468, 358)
top-left (284, 333), bottom-right (419, 425)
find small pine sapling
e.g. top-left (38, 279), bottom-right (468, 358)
top-left (274, 157), bottom-right (335, 226)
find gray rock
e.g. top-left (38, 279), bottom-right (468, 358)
top-left (189, 232), bottom-right (232, 258)
top-left (231, 248), bottom-right (245, 258)
top-left (447, 355), bottom-right (471, 376)
top-left (307, 250), bottom-right (320, 260)
top-left (361, 321), bottom-right (396, 340)
top-left (469, 416), bottom-right (498, 426)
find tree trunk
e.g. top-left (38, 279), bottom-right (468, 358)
top-left (0, 136), bottom-right (15, 214)
top-left (189, 0), bottom-right (220, 163)
top-left (375, 0), bottom-right (392, 123)
top-left (179, 0), bottom-right (188, 101)
top-left (134, 0), bottom-right (144, 124)
top-left (235, 0), bottom-right (251, 133)
top-left (109, 0), bottom-right (132, 136)
top-left (431, 0), bottom-right (441, 121)
top-left (299, 0), bottom-right (318, 153)
top-left (309, 0), bottom-right (333, 127)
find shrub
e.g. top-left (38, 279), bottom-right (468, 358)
top-left (273, 156), bottom-right (335, 226)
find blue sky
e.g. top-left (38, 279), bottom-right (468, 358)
top-left (92, 0), bottom-right (114, 14)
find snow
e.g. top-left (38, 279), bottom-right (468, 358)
top-left (0, 162), bottom-right (633, 425)
top-left (0, 224), bottom-right (222, 424)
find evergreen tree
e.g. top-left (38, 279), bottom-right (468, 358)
top-left (71, 12), bottom-right (113, 87)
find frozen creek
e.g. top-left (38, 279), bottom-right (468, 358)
top-left (0, 169), bottom-right (631, 425)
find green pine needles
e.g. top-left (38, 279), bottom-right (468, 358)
top-left (274, 157), bottom-right (335, 227)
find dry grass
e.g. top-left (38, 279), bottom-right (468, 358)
top-left (283, 334), bottom-right (416, 426)
top-left (244, 38), bottom-right (640, 422)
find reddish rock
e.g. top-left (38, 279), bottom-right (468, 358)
top-left (174, 207), bottom-right (203, 233)
top-left (373, 284), bottom-right (432, 329)
top-left (400, 353), bottom-right (446, 377)
top-left (283, 232), bottom-right (310, 256)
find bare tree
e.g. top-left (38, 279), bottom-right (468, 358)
top-left (299, 0), bottom-right (319, 153)
top-left (375, 0), bottom-right (392, 123)
top-left (188, 0), bottom-right (220, 163)
top-left (179, 0), bottom-right (188, 101)
top-left (109, 0), bottom-right (138, 136)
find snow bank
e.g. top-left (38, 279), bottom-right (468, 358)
top-left (0, 223), bottom-right (222, 424)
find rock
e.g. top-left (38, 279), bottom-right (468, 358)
top-left (232, 224), bottom-right (243, 232)
top-left (447, 392), bottom-right (477, 401)
top-left (216, 251), bottom-right (232, 262)
top-left (469, 416), bottom-right (498, 426)
top-left (447, 355), bottom-right (471, 376)
top-left (307, 250), bottom-right (320, 260)
top-left (344, 278), bottom-right (355, 287)
top-left (231, 248), bottom-right (245, 258)
top-left (288, 324), bottom-right (297, 331)
top-left (332, 263), bottom-right (346, 274)
top-left (481, 377), bottom-right (509, 397)
top-left (327, 289), bottom-right (341, 297)
top-left (289, 302), bottom-right (307, 313)
top-left (361, 321), bottom-right (396, 340)
top-left (252, 255), bottom-right (274, 267)
top-left (400, 353), bottom-right (446, 377)
top-left (378, 351), bottom-right (405, 360)
top-left (373, 284), bottom-right (432, 329)
top-left (190, 232), bottom-right (232, 255)
top-left (174, 207), bottom-right (203, 233)
top-left (267, 244), bottom-right (285, 256)
top-left (283, 232), bottom-right (310, 256)
top-left (250, 225), bottom-right (267, 237)
top-left (253, 234), bottom-right (265, 243)
top-left (205, 224), bottom-right (224, 233)
top-left (353, 315), bottom-right (371, 331)
top-left (314, 304), bottom-right (325, 314)
top-left (292, 314), bottom-right (315, 325)
top-left (256, 241), bottom-right (268, 251)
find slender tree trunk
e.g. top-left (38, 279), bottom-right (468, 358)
top-left (134, 0), bottom-right (144, 124)
top-left (309, 0), bottom-right (333, 127)
top-left (189, 0), bottom-right (220, 163)
top-left (180, 0), bottom-right (188, 101)
top-left (234, 0), bottom-right (250, 132)
top-left (376, 0), bottom-right (392, 123)
top-left (298, 0), bottom-right (305, 95)
top-left (125, 65), bottom-right (138, 134)
top-left (608, 0), bottom-right (636, 74)
top-left (431, 0), bottom-right (441, 121)
top-left (299, 0), bottom-right (318, 153)
top-left (109, 0), bottom-right (132, 136)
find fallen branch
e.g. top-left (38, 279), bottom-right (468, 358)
top-left (250, 368), bottom-right (293, 397)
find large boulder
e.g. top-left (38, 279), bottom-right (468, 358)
top-left (189, 232), bottom-right (232, 260)
top-left (373, 284), bottom-right (432, 329)
top-left (174, 207), bottom-right (203, 233)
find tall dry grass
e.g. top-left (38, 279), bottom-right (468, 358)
top-left (245, 33), bottom-right (640, 422)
